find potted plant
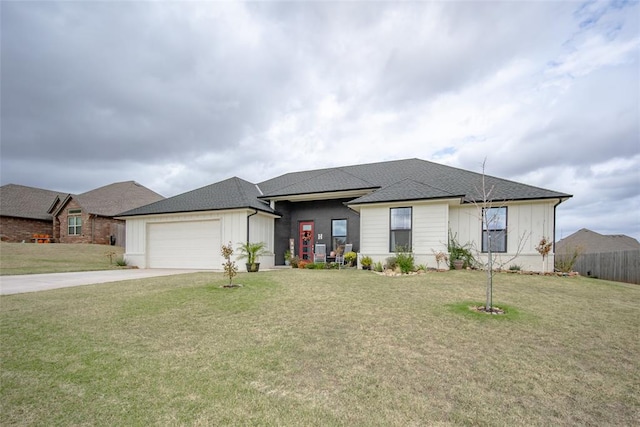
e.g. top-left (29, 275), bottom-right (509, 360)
top-left (237, 241), bottom-right (268, 272)
top-left (344, 251), bottom-right (357, 267)
top-left (360, 255), bottom-right (373, 270)
top-left (284, 249), bottom-right (292, 266)
top-left (453, 258), bottom-right (464, 270)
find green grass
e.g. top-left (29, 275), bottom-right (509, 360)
top-left (1, 269), bottom-right (638, 426)
top-left (0, 242), bottom-right (125, 275)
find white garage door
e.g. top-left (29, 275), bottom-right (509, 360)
top-left (147, 220), bottom-right (221, 269)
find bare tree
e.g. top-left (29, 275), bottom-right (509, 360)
top-left (472, 160), bottom-right (529, 312)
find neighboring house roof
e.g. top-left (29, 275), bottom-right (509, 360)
top-left (0, 184), bottom-right (67, 221)
top-left (49, 181), bottom-right (164, 217)
top-left (556, 228), bottom-right (640, 254)
top-left (258, 158), bottom-right (571, 205)
top-left (119, 177), bottom-right (276, 217)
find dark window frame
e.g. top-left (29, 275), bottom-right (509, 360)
top-left (389, 207), bottom-right (412, 252)
top-left (482, 207), bottom-right (507, 253)
top-left (331, 219), bottom-right (347, 253)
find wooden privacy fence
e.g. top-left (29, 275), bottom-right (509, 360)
top-left (557, 250), bottom-right (640, 285)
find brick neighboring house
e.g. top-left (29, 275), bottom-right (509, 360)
top-left (0, 184), bottom-right (67, 242)
top-left (48, 181), bottom-right (164, 246)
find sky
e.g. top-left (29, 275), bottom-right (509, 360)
top-left (1, 1), bottom-right (638, 242)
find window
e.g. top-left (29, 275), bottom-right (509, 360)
top-left (332, 219), bottom-right (347, 252)
top-left (482, 207), bottom-right (507, 253)
top-left (68, 210), bottom-right (82, 235)
top-left (390, 207), bottom-right (412, 251)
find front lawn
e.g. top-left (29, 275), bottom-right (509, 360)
top-left (1, 269), bottom-right (638, 425)
top-left (0, 242), bottom-right (125, 275)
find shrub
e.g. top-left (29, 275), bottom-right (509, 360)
top-left (360, 255), bottom-right (372, 269)
top-left (385, 256), bottom-right (398, 270)
top-left (344, 251), bottom-right (357, 266)
top-left (509, 264), bottom-right (522, 271)
top-left (290, 256), bottom-right (300, 268)
top-left (306, 262), bottom-right (327, 269)
top-left (374, 261), bottom-right (383, 272)
top-left (115, 257), bottom-right (128, 267)
top-left (395, 249), bottom-right (415, 274)
top-left (555, 246), bottom-right (583, 273)
top-left (448, 232), bottom-right (475, 269)
top-left (433, 250), bottom-right (449, 270)
top-left (298, 259), bottom-right (311, 269)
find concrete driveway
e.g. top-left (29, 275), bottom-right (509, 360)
top-left (0, 269), bottom-right (204, 295)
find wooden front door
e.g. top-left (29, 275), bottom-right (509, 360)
top-left (299, 221), bottom-right (314, 260)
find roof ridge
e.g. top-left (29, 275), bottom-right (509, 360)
top-left (335, 166), bottom-right (377, 187)
top-left (404, 176), bottom-right (460, 197)
top-left (265, 168), bottom-right (337, 195)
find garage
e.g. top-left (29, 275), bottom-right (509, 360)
top-left (147, 220), bottom-right (221, 269)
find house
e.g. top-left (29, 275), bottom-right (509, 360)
top-left (556, 228), bottom-right (640, 254)
top-left (555, 228), bottom-right (640, 284)
top-left (48, 181), bottom-right (164, 246)
top-left (0, 184), bottom-right (67, 242)
top-left (119, 158), bottom-right (572, 271)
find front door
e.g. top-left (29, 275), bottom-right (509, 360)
top-left (299, 221), bottom-right (314, 260)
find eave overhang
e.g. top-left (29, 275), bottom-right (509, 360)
top-left (347, 196), bottom-right (466, 212)
top-left (460, 195), bottom-right (573, 205)
top-left (260, 188), bottom-right (376, 203)
top-left (116, 205), bottom-right (281, 220)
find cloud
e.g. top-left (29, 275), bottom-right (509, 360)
top-left (1, 1), bottom-right (638, 240)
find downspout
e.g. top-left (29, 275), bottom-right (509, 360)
top-left (553, 198), bottom-right (563, 253)
top-left (91, 214), bottom-right (95, 244)
top-left (247, 210), bottom-right (258, 244)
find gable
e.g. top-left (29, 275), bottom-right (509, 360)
top-left (119, 177), bottom-right (276, 217)
top-left (77, 181), bottom-right (164, 216)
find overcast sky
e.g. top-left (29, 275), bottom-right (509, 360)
top-left (1, 1), bottom-right (638, 241)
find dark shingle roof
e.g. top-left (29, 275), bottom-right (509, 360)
top-left (119, 177), bottom-right (275, 217)
top-left (0, 184), bottom-right (67, 221)
top-left (120, 159), bottom-right (571, 217)
top-left (556, 228), bottom-right (640, 254)
top-left (259, 158), bottom-right (571, 204)
top-left (349, 178), bottom-right (464, 204)
top-left (74, 181), bottom-right (164, 216)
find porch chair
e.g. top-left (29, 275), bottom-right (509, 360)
top-left (335, 243), bottom-right (352, 269)
top-left (314, 243), bottom-right (327, 264)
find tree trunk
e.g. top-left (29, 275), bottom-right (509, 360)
top-left (486, 245), bottom-right (493, 310)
